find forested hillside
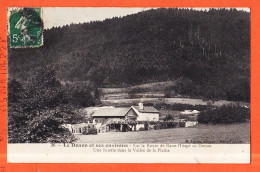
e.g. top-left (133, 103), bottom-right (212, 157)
top-left (8, 8), bottom-right (250, 101)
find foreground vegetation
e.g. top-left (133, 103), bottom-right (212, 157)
top-left (8, 67), bottom-right (100, 143)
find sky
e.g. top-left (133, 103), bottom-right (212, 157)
top-left (43, 8), bottom-right (151, 29)
top-left (42, 7), bottom-right (250, 29)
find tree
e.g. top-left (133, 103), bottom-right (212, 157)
top-left (8, 79), bottom-right (24, 103)
top-left (71, 89), bottom-right (95, 107)
top-left (63, 81), bottom-right (96, 107)
top-left (8, 67), bottom-right (79, 143)
top-left (86, 66), bottom-right (106, 86)
top-left (197, 105), bottom-right (250, 124)
top-left (94, 88), bottom-right (102, 105)
top-left (164, 114), bottom-right (174, 121)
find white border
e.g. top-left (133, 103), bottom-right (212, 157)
top-left (8, 143), bottom-right (250, 163)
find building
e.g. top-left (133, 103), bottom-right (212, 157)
top-left (179, 110), bottom-right (199, 121)
top-left (185, 121), bottom-right (198, 127)
top-left (91, 103), bottom-right (160, 132)
top-left (92, 103), bottom-right (160, 123)
top-left (180, 110), bottom-right (200, 115)
top-left (92, 107), bottom-right (134, 132)
top-left (178, 110), bottom-right (199, 127)
top-left (92, 107), bottom-right (132, 124)
top-left (131, 103), bottom-right (160, 121)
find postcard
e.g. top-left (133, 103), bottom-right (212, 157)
top-left (6, 7), bottom-right (250, 163)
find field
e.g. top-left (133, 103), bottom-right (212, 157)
top-left (102, 97), bottom-right (250, 107)
top-left (100, 81), bottom-right (250, 107)
top-left (75, 122), bottom-right (250, 144)
top-left (90, 82), bottom-right (250, 144)
top-left (101, 81), bottom-right (175, 94)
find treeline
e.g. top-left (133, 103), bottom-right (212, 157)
top-left (198, 105), bottom-right (250, 124)
top-left (8, 8), bottom-right (250, 101)
top-left (8, 67), bottom-right (100, 143)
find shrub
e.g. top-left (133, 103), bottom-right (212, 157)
top-left (154, 122), bottom-right (177, 130)
top-left (164, 114), bottom-right (174, 121)
top-left (138, 127), bottom-right (145, 131)
top-left (166, 122), bottom-right (177, 128)
top-left (82, 128), bottom-right (97, 135)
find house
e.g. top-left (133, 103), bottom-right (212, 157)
top-left (92, 103), bottom-right (160, 123)
top-left (92, 107), bottom-right (132, 124)
top-left (91, 103), bottom-right (160, 132)
top-left (92, 107), bottom-right (134, 132)
top-left (131, 103), bottom-right (160, 121)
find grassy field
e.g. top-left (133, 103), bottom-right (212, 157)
top-left (100, 81), bottom-right (250, 107)
top-left (75, 122), bottom-right (250, 144)
top-left (101, 81), bottom-right (175, 94)
top-left (101, 97), bottom-right (250, 107)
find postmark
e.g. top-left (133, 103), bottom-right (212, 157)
top-left (8, 7), bottom-right (43, 48)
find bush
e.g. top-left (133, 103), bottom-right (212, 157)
top-left (179, 122), bottom-right (186, 127)
top-left (82, 128), bottom-right (97, 135)
top-left (154, 122), bottom-right (177, 130)
top-left (138, 127), bottom-right (145, 131)
top-left (198, 105), bottom-right (250, 124)
top-left (164, 114), bottom-right (174, 121)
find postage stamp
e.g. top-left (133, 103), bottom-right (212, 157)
top-left (8, 7), bottom-right (43, 48)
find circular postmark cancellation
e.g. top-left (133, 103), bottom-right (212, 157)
top-left (9, 7), bottom-right (43, 48)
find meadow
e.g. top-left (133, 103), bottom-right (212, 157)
top-left (75, 122), bottom-right (250, 144)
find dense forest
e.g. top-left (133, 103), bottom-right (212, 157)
top-left (8, 8), bottom-right (250, 101)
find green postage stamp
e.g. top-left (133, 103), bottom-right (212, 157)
top-left (8, 7), bottom-right (43, 48)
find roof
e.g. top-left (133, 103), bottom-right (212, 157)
top-left (92, 107), bottom-right (130, 117)
top-left (83, 106), bottom-right (114, 116)
top-left (133, 106), bottom-right (159, 113)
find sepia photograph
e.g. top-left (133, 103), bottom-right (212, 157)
top-left (6, 7), bottom-right (251, 163)
top-left (7, 7), bottom-right (250, 144)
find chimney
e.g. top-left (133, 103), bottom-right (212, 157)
top-left (138, 102), bottom-right (144, 110)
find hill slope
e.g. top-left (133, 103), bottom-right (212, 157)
top-left (8, 8), bottom-right (250, 101)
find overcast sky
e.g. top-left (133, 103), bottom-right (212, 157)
top-left (42, 7), bottom-right (250, 29)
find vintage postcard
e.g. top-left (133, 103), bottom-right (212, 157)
top-left (6, 7), bottom-right (250, 163)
